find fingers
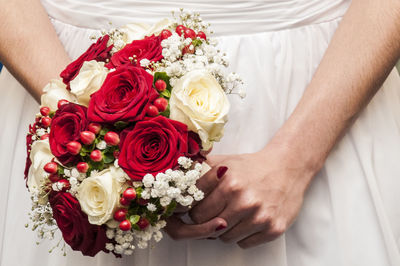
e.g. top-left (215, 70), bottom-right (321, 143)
top-left (218, 218), bottom-right (265, 244)
top-left (189, 187), bottom-right (227, 224)
top-left (164, 214), bottom-right (227, 240)
top-left (195, 163), bottom-right (228, 197)
top-left (236, 230), bottom-right (283, 249)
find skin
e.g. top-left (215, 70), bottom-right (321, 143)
top-left (165, 0), bottom-right (400, 249)
top-left (1, 0), bottom-right (399, 250)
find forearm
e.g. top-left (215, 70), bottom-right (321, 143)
top-left (268, 0), bottom-right (400, 174)
top-left (0, 0), bottom-right (70, 102)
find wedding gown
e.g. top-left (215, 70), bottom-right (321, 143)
top-left (1, 0), bottom-right (400, 266)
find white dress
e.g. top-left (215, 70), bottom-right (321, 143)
top-left (1, 1), bottom-right (400, 265)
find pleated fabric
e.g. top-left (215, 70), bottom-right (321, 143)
top-left (1, 1), bottom-right (399, 266)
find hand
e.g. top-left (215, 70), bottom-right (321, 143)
top-left (165, 141), bottom-right (318, 248)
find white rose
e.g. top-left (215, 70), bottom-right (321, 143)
top-left (169, 70), bottom-right (230, 150)
top-left (27, 139), bottom-right (53, 192)
top-left (76, 167), bottom-right (125, 225)
top-left (70, 60), bottom-right (108, 106)
top-left (121, 18), bottom-right (172, 43)
top-left (41, 79), bottom-right (76, 111)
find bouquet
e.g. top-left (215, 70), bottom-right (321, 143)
top-left (24, 10), bottom-right (243, 257)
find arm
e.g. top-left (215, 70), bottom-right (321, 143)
top-left (165, 0), bottom-right (400, 247)
top-left (0, 0), bottom-right (71, 102)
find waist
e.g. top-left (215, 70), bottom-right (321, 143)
top-left (41, 0), bottom-right (351, 36)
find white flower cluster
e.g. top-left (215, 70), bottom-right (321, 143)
top-left (140, 157), bottom-right (205, 207)
top-left (105, 221), bottom-right (166, 254)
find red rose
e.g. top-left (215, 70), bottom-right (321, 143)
top-left (49, 103), bottom-right (87, 165)
top-left (24, 123), bottom-right (37, 185)
top-left (87, 65), bottom-right (158, 123)
top-left (106, 35), bottom-right (163, 69)
top-left (49, 192), bottom-right (108, 257)
top-left (186, 131), bottom-right (206, 162)
top-left (60, 35), bottom-right (112, 87)
top-left (118, 116), bottom-right (189, 180)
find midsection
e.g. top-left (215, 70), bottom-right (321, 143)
top-left (41, 0), bottom-right (351, 36)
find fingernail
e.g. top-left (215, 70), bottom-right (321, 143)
top-left (217, 166), bottom-right (228, 179)
top-left (216, 225), bottom-right (226, 231)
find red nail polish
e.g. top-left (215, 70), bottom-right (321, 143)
top-left (216, 225), bottom-right (226, 231)
top-left (217, 166), bottom-right (228, 179)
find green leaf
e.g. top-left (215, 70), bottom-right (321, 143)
top-left (99, 128), bottom-right (109, 136)
top-left (192, 39), bottom-right (203, 47)
top-left (129, 215), bottom-right (140, 225)
top-left (114, 121), bottom-right (129, 130)
top-left (159, 104), bottom-right (170, 117)
top-left (135, 187), bottom-right (143, 198)
top-left (57, 167), bottom-right (64, 176)
top-left (153, 72), bottom-right (172, 97)
top-left (160, 89), bottom-right (171, 98)
top-left (103, 152), bottom-right (114, 164)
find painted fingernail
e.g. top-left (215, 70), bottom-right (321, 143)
top-left (217, 166), bottom-right (228, 179)
top-left (216, 225), bottom-right (226, 231)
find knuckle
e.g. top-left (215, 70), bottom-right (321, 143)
top-left (252, 212), bottom-right (272, 227)
top-left (224, 179), bottom-right (241, 194)
top-left (268, 221), bottom-right (286, 238)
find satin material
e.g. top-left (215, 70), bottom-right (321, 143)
top-left (1, 1), bottom-right (400, 266)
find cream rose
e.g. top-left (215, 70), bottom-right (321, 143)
top-left (121, 18), bottom-right (172, 43)
top-left (27, 139), bottom-right (53, 192)
top-left (41, 79), bottom-right (76, 110)
top-left (69, 60), bottom-right (108, 106)
top-left (76, 167), bottom-right (126, 225)
top-left (169, 70), bottom-right (230, 150)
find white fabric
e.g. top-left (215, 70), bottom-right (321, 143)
top-left (1, 1), bottom-right (400, 266)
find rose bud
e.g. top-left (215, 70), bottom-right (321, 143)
top-left (137, 217), bottom-right (149, 230)
top-left (41, 117), bottom-right (52, 128)
top-left (113, 209), bottom-right (128, 222)
top-left (123, 188), bottom-right (136, 201)
top-left (77, 162), bottom-right (89, 173)
top-left (184, 28), bottom-right (196, 39)
top-left (104, 131), bottom-right (120, 146)
top-left (44, 162), bottom-right (58, 174)
top-left (113, 150), bottom-right (120, 159)
top-left (48, 174), bottom-right (61, 183)
top-left (197, 31), bottom-right (207, 40)
top-left (58, 179), bottom-right (71, 191)
top-left (146, 105), bottom-right (159, 117)
top-left (119, 220), bottom-right (131, 231)
top-left (120, 197), bottom-right (130, 206)
top-left (155, 79), bottom-right (167, 92)
top-left (40, 106), bottom-right (50, 116)
top-left (57, 99), bottom-right (69, 109)
top-left (80, 131), bottom-right (96, 145)
top-left (160, 29), bottom-right (172, 40)
top-left (66, 141), bottom-right (82, 155)
top-left (90, 150), bottom-right (102, 162)
top-left (154, 98), bottom-right (168, 112)
top-left (40, 134), bottom-right (50, 140)
top-left (175, 25), bottom-right (186, 36)
top-left (88, 123), bottom-right (101, 134)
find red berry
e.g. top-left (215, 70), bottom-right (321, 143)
top-left (197, 31), bottom-right (207, 40)
top-left (119, 220), bottom-right (131, 231)
top-left (40, 106), bottom-right (50, 116)
top-left (123, 188), bottom-right (136, 201)
top-left (40, 134), bottom-right (50, 140)
top-left (137, 198), bottom-right (149, 206)
top-left (113, 150), bottom-right (120, 159)
top-left (66, 141), bottom-right (81, 155)
top-left (137, 217), bottom-right (149, 230)
top-left (57, 99), bottom-right (69, 109)
top-left (77, 162), bottom-right (89, 173)
top-left (80, 131), bottom-right (96, 145)
top-left (88, 123), bottom-right (101, 134)
top-left (160, 29), bottom-right (172, 40)
top-left (113, 209), bottom-right (128, 222)
top-left (175, 25), bottom-right (186, 36)
top-left (120, 197), bottom-right (130, 206)
top-left (154, 98), bottom-right (168, 112)
top-left (48, 174), bottom-right (61, 183)
top-left (44, 162), bottom-right (58, 174)
top-left (155, 79), bottom-right (167, 92)
top-left (58, 179), bottom-right (71, 191)
top-left (90, 150), bottom-right (102, 162)
top-left (146, 105), bottom-right (159, 117)
top-left (104, 131), bottom-right (120, 146)
top-left (41, 117), bottom-right (52, 128)
top-left (182, 44), bottom-right (195, 55)
top-left (184, 28), bottom-right (196, 39)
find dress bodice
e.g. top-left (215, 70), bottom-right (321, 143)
top-left (41, 0), bottom-right (351, 35)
